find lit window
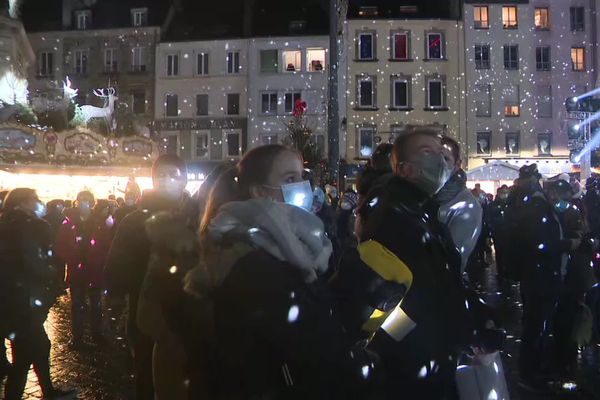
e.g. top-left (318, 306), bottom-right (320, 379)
top-left (536, 47), bottom-right (551, 71)
top-left (535, 8), bottom-right (550, 30)
top-left (307, 48), bottom-right (325, 72)
top-left (570, 7), bottom-right (585, 31)
top-left (504, 105), bottom-right (520, 116)
top-left (571, 47), bottom-right (585, 71)
top-left (474, 45), bottom-right (490, 69)
top-left (167, 54), bottom-right (179, 76)
top-left (503, 45), bottom-right (519, 70)
top-left (358, 127), bottom-right (375, 157)
top-left (284, 91), bottom-right (302, 113)
top-left (474, 6), bottom-right (489, 29)
top-left (261, 92), bottom-right (278, 114)
top-left (502, 6), bottom-right (518, 29)
top-left (391, 32), bottom-right (409, 60)
top-left (358, 32), bottom-right (375, 60)
top-left (427, 33), bottom-right (443, 59)
top-left (197, 53), bottom-right (209, 75)
top-left (227, 51), bottom-right (240, 74)
top-left (281, 50), bottom-right (301, 72)
top-left (503, 85), bottom-right (520, 117)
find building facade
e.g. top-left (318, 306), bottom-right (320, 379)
top-left (463, 0), bottom-right (595, 174)
top-left (0, 13), bottom-right (34, 104)
top-left (153, 39), bottom-right (249, 174)
top-left (344, 6), bottom-right (466, 166)
top-left (26, 0), bottom-right (163, 135)
top-left (247, 36), bottom-right (328, 154)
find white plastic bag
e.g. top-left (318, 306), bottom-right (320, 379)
top-left (455, 351), bottom-right (510, 400)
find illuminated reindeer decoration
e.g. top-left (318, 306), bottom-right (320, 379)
top-left (80, 87), bottom-right (118, 132)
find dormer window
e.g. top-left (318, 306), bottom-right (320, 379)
top-left (132, 8), bottom-right (148, 27)
top-left (76, 10), bottom-right (91, 30)
top-left (358, 6), bottom-right (378, 17)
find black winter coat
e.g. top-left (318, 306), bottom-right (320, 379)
top-left (332, 177), bottom-right (490, 399)
top-left (507, 187), bottom-right (571, 297)
top-left (105, 190), bottom-right (189, 342)
top-left (0, 208), bottom-right (56, 330)
top-left (209, 249), bottom-right (376, 399)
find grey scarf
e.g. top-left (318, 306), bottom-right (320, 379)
top-left (206, 198), bottom-right (332, 283)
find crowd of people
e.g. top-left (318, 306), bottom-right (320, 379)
top-left (0, 129), bottom-right (599, 399)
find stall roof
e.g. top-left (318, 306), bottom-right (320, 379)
top-left (466, 161), bottom-right (520, 182)
top-left (0, 164), bottom-right (152, 177)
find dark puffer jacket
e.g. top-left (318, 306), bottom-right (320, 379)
top-left (0, 208), bottom-right (57, 331)
top-left (332, 176), bottom-right (493, 399)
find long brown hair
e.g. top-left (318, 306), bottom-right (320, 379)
top-left (200, 144), bottom-right (299, 233)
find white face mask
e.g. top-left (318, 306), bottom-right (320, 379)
top-left (280, 181), bottom-right (314, 211)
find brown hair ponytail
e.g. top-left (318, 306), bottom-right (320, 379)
top-left (200, 144), bottom-right (300, 233)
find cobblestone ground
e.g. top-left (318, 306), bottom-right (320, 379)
top-left (0, 295), bottom-right (133, 400)
top-left (2, 260), bottom-right (600, 399)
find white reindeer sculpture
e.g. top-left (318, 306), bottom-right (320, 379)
top-left (80, 87), bottom-right (118, 132)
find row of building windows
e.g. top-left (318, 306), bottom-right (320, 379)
top-left (475, 132), bottom-right (553, 157)
top-left (473, 5), bottom-right (585, 31)
top-left (164, 93), bottom-right (240, 117)
top-left (473, 44), bottom-right (586, 71)
top-left (163, 90), bottom-right (309, 117)
top-left (166, 51), bottom-right (241, 76)
top-left (355, 30), bottom-right (445, 61)
top-left (355, 75), bottom-right (447, 110)
top-left (73, 8), bottom-right (147, 30)
top-left (473, 84), bottom-right (553, 118)
top-left (38, 47), bottom-right (147, 76)
top-left (164, 130), bottom-right (243, 160)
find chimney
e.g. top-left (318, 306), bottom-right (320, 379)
top-left (243, 0), bottom-right (255, 37)
top-left (62, 0), bottom-right (74, 29)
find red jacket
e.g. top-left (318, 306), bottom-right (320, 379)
top-left (55, 210), bottom-right (114, 288)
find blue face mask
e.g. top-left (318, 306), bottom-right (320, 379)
top-left (281, 180), bottom-right (314, 211)
top-left (555, 200), bottom-right (570, 212)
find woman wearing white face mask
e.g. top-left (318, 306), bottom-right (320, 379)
top-left (175, 145), bottom-right (379, 398)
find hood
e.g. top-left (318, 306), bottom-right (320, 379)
top-left (205, 198), bottom-right (332, 283)
top-left (435, 169), bottom-right (467, 205)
